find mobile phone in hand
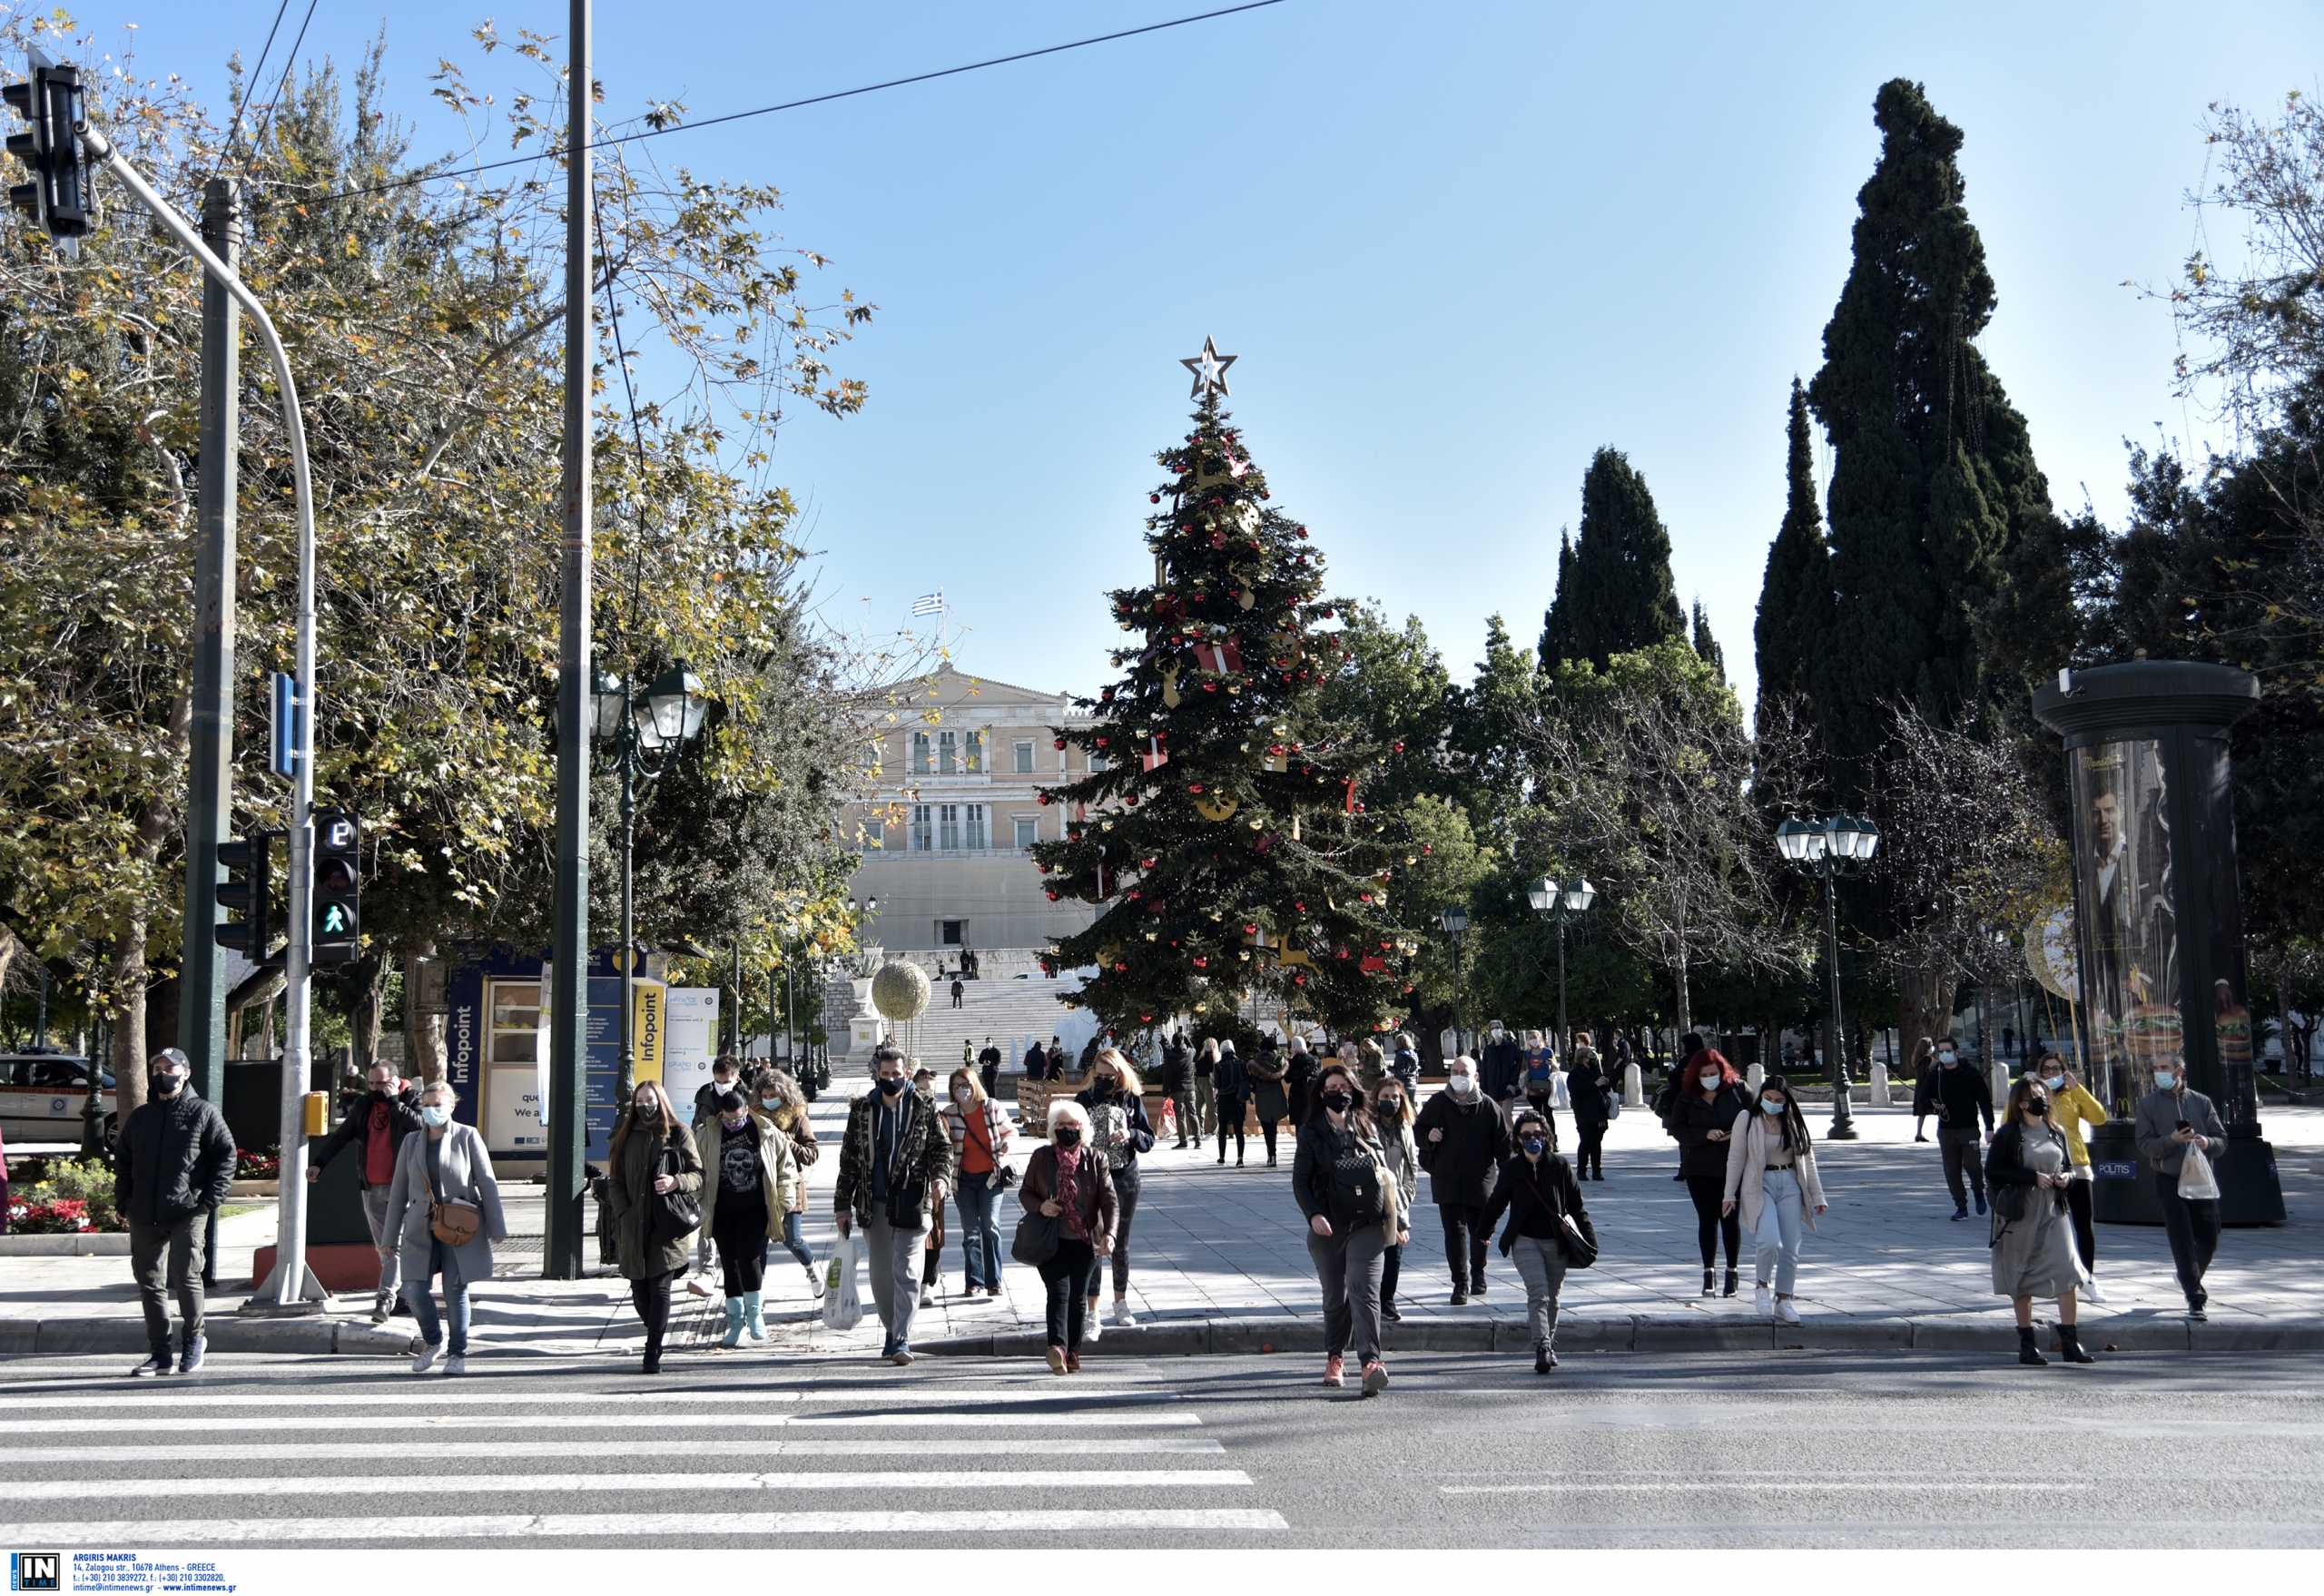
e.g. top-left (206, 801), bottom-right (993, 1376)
top-left (2177, 1118), bottom-right (2191, 1131)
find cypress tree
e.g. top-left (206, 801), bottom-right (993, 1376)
top-left (1753, 378), bottom-right (1835, 740)
top-left (1537, 529), bottom-right (1576, 673)
top-left (1805, 79), bottom-right (2054, 793)
top-left (1540, 448), bottom-right (1687, 671)
top-left (1689, 599), bottom-right (1727, 685)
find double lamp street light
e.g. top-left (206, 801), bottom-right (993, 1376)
top-left (1526, 876), bottom-right (1597, 1060)
top-left (1776, 813), bottom-right (1881, 1141)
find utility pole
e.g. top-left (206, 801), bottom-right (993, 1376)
top-left (178, 178), bottom-right (239, 1154)
top-left (543, 0), bottom-right (594, 1281)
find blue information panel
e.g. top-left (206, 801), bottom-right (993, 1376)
top-left (585, 975), bottom-right (625, 1161)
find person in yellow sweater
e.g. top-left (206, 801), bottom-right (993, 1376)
top-left (2038, 1049), bottom-right (2112, 1302)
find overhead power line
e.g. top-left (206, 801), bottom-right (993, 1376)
top-left (246, 0), bottom-right (321, 163)
top-left (313, 0), bottom-right (1287, 205)
top-left (222, 0), bottom-right (294, 165)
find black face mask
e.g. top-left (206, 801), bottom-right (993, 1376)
top-left (2025, 1098), bottom-right (2049, 1117)
top-left (878, 1076), bottom-right (906, 1096)
top-left (1094, 1077), bottom-right (1118, 1094)
top-left (1322, 1090), bottom-right (1354, 1114)
top-left (1053, 1128), bottom-right (1081, 1149)
top-left (1378, 1102), bottom-right (1404, 1123)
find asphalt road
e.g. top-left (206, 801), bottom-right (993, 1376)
top-left (2, 1348), bottom-right (2319, 1550)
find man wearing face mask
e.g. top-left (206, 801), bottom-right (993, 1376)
top-left (117, 1049), bottom-right (236, 1376)
top-left (1919, 1036), bottom-right (1994, 1220)
top-left (310, 1062), bottom-right (424, 1322)
top-left (834, 1046), bottom-right (955, 1364)
top-left (2035, 1051), bottom-right (2111, 1299)
top-left (2133, 1055), bottom-right (2229, 1320)
top-left (1479, 1021), bottom-right (1526, 1105)
top-left (1413, 1054), bottom-right (1512, 1305)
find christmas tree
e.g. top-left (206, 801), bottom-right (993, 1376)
top-left (1030, 340), bottom-right (1418, 1039)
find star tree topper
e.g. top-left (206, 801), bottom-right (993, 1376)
top-left (1180, 335), bottom-right (1237, 400)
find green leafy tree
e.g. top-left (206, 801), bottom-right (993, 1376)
top-left (1032, 384), bottom-right (1416, 1038)
top-left (1538, 448), bottom-right (1686, 672)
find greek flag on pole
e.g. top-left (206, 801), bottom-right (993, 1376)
top-left (911, 591), bottom-right (946, 616)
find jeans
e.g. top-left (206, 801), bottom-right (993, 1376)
top-left (629, 1269), bottom-right (674, 1357)
top-left (128, 1212), bottom-right (207, 1354)
top-left (1508, 1233), bottom-right (1567, 1351)
top-left (1939, 1125), bottom-right (1987, 1208)
top-left (1574, 1119), bottom-right (1606, 1179)
top-left (778, 1210), bottom-right (816, 1272)
top-left (1439, 1200), bottom-right (1489, 1293)
top-left (1306, 1224), bottom-right (1387, 1364)
top-left (1685, 1175), bottom-right (1741, 1269)
top-left (1040, 1236), bottom-right (1097, 1350)
top-left (1753, 1167), bottom-right (1805, 1296)
top-left (405, 1239), bottom-right (472, 1355)
top-left (1190, 1077), bottom-right (1215, 1138)
top-left (956, 1170), bottom-right (1003, 1290)
top-left (2155, 1176), bottom-right (2221, 1305)
top-left (2065, 1177), bottom-right (2097, 1270)
top-left (1086, 1167), bottom-right (1139, 1299)
top-left (360, 1183), bottom-right (400, 1299)
top-left (863, 1214), bottom-right (927, 1353)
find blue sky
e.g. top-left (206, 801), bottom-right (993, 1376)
top-left (30, 0), bottom-right (2317, 714)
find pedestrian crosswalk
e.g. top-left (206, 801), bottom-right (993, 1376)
top-left (0, 1361), bottom-right (1289, 1544)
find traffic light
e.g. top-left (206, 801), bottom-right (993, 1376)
top-left (4, 51), bottom-right (95, 241)
top-left (215, 832), bottom-right (274, 960)
top-left (313, 807), bottom-right (361, 965)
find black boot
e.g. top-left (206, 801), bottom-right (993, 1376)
top-left (2016, 1325), bottom-right (2048, 1366)
top-left (1701, 1269), bottom-right (1717, 1298)
top-left (1533, 1343), bottom-right (1555, 1375)
top-left (2058, 1325), bottom-right (2097, 1364)
top-left (1722, 1268), bottom-right (1740, 1298)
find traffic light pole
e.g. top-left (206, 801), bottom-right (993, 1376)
top-left (76, 124), bottom-right (329, 1307)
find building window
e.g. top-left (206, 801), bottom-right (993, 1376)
top-left (939, 803), bottom-right (961, 851)
top-left (1013, 739), bottom-right (1034, 774)
top-left (938, 730), bottom-right (958, 775)
top-left (911, 733), bottom-right (931, 776)
top-left (966, 805), bottom-right (989, 851)
top-left (965, 731), bottom-right (985, 773)
top-left (911, 804), bottom-right (932, 852)
top-left (1013, 815), bottom-right (1039, 851)
top-left (1088, 750), bottom-right (1109, 773)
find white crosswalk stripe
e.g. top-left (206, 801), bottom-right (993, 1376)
top-left (0, 1373), bottom-right (1289, 1543)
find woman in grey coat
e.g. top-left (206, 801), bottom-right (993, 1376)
top-left (383, 1080), bottom-right (508, 1375)
top-left (1985, 1077), bottom-right (2097, 1367)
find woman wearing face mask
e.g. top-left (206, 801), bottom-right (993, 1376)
top-left (1246, 1036), bottom-right (1291, 1167)
top-left (1906, 1036), bottom-right (1937, 1142)
top-left (1075, 1050), bottom-right (1155, 1335)
top-left (1720, 1076), bottom-right (1827, 1324)
top-left (1294, 1063), bottom-right (1404, 1394)
top-left (1984, 1077), bottom-right (2097, 1366)
top-left (1413, 1053), bottom-right (1512, 1304)
top-left (1480, 1108), bottom-right (1594, 1374)
top-left (1020, 1100), bottom-right (1118, 1374)
top-left (1370, 1076), bottom-right (1422, 1322)
top-left (1669, 1049), bottom-right (1751, 1298)
top-left (606, 1081), bottom-right (705, 1374)
top-left (383, 1082), bottom-right (507, 1376)
top-left (1208, 1037), bottom-right (1248, 1167)
top-left (1566, 1030), bottom-right (1611, 1181)
top-left (941, 1066), bottom-right (1016, 1299)
top-left (691, 1088), bottom-right (799, 1347)
top-left (2035, 1051), bottom-right (2111, 1301)
top-left (756, 1069), bottom-right (822, 1295)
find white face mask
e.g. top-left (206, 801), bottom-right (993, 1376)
top-left (2044, 1074), bottom-right (2065, 1091)
top-left (1699, 1071), bottom-right (1719, 1088)
top-left (1448, 1074), bottom-right (1476, 1096)
top-left (421, 1104), bottom-right (450, 1128)
top-left (952, 1086), bottom-right (972, 1104)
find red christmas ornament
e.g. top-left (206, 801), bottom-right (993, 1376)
top-left (1194, 956), bottom-right (1208, 970)
top-left (1422, 843), bottom-right (1433, 855)
top-left (1038, 793), bottom-right (1052, 806)
top-left (1149, 494), bottom-right (1160, 504)
top-left (1045, 891), bottom-right (1059, 901)
top-left (1244, 923), bottom-right (1258, 936)
top-left (1141, 857), bottom-right (1157, 869)
top-left (1095, 735), bottom-right (1108, 748)
top-left (1114, 961), bottom-right (1129, 972)
top-left (1295, 524), bottom-right (1307, 538)
top-left (1393, 741), bottom-right (1405, 754)
top-left (1292, 973), bottom-right (1307, 987)
top-left (1125, 794), bottom-right (1140, 807)
top-left (1187, 783), bottom-right (1205, 793)
top-left (1294, 901), bottom-right (1307, 913)
top-left (1054, 738), bottom-right (1067, 750)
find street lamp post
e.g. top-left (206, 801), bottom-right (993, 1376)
top-left (1776, 813), bottom-right (1881, 1140)
top-left (1525, 877), bottom-right (1597, 1059)
top-left (1438, 906), bottom-right (1471, 1059)
top-left (591, 662), bottom-right (708, 1104)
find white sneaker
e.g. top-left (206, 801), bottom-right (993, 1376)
top-left (2083, 1276), bottom-right (2106, 1304)
top-left (412, 1343), bottom-right (440, 1374)
top-left (443, 1355), bottom-right (467, 1376)
top-left (1775, 1298), bottom-right (1801, 1325)
top-left (1754, 1285), bottom-right (1773, 1318)
top-left (918, 1286), bottom-right (938, 1308)
top-left (805, 1261), bottom-right (826, 1297)
top-left (1110, 1299), bottom-right (1138, 1329)
top-left (1083, 1313), bottom-right (1103, 1346)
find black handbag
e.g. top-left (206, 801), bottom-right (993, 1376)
top-left (1010, 1208), bottom-right (1059, 1266)
top-left (647, 1136), bottom-right (701, 1244)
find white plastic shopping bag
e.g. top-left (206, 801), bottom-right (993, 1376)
top-left (822, 1229), bottom-right (864, 1331)
top-left (2178, 1142), bottom-right (2221, 1201)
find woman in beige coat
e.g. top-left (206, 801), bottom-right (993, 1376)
top-left (1720, 1075), bottom-right (1827, 1325)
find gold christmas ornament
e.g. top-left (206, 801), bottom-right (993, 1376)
top-left (1162, 666), bottom-right (1182, 709)
top-left (1193, 790), bottom-right (1239, 823)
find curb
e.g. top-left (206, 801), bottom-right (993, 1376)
top-left (904, 1312), bottom-right (2324, 1359)
top-left (0, 1315), bottom-right (420, 1358)
top-left (0, 1233), bottom-right (133, 1256)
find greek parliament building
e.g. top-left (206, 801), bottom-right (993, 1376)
top-left (844, 665), bottom-right (1102, 953)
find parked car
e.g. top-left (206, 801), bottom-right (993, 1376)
top-left (0, 1052), bottom-right (114, 1149)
